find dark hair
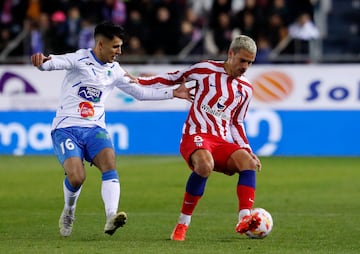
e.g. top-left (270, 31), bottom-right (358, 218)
top-left (94, 21), bottom-right (126, 40)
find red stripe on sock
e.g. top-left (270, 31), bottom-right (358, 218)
top-left (181, 192), bottom-right (201, 215)
top-left (237, 185), bottom-right (255, 211)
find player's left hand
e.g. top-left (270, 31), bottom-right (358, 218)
top-left (31, 53), bottom-right (51, 67)
top-left (173, 77), bottom-right (195, 102)
top-left (251, 153), bottom-right (262, 172)
top-left (125, 71), bottom-right (138, 83)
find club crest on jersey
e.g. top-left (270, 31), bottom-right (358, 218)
top-left (78, 101), bottom-right (95, 118)
top-left (193, 136), bottom-right (204, 147)
top-left (78, 86), bottom-right (102, 103)
top-left (216, 97), bottom-right (226, 110)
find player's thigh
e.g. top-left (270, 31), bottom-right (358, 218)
top-left (180, 134), bottom-right (214, 171)
top-left (92, 147), bottom-right (116, 172)
top-left (212, 141), bottom-right (240, 174)
top-left (226, 149), bottom-right (257, 172)
top-left (84, 127), bottom-right (115, 168)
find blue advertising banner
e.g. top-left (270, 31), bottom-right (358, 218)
top-left (1, 110), bottom-right (359, 156)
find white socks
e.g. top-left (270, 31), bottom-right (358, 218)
top-left (101, 179), bottom-right (120, 218)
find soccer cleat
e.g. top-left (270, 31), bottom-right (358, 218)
top-left (235, 213), bottom-right (261, 234)
top-left (104, 211), bottom-right (127, 235)
top-left (59, 209), bottom-right (75, 237)
top-left (170, 223), bottom-right (188, 241)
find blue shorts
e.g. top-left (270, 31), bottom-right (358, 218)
top-left (51, 126), bottom-right (114, 165)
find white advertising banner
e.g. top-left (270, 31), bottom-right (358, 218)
top-left (0, 64), bottom-right (359, 111)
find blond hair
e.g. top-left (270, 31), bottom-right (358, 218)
top-left (229, 35), bottom-right (257, 54)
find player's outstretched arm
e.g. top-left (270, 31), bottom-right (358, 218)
top-left (31, 53), bottom-right (51, 67)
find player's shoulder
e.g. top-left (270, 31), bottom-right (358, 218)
top-left (62, 48), bottom-right (93, 64)
top-left (189, 60), bottom-right (224, 73)
top-left (106, 61), bottom-right (124, 74)
top-left (194, 60), bottom-right (223, 67)
top-left (236, 75), bottom-right (253, 89)
top-left (71, 48), bottom-right (91, 58)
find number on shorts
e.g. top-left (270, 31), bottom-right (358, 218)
top-left (60, 138), bottom-right (75, 154)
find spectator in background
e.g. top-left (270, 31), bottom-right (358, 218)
top-left (101, 0), bottom-right (127, 25)
top-left (208, 0), bottom-right (232, 30)
top-left (123, 36), bottom-right (146, 58)
top-left (234, 0), bottom-right (267, 30)
top-left (177, 7), bottom-right (204, 55)
top-left (267, 0), bottom-right (290, 26)
top-left (47, 10), bottom-right (67, 54)
top-left (212, 12), bottom-right (235, 54)
top-left (123, 8), bottom-right (149, 54)
top-left (64, 5), bottom-right (82, 52)
top-left (236, 10), bottom-right (258, 40)
top-left (254, 35), bottom-right (271, 64)
top-left (148, 5), bottom-right (181, 55)
top-left (37, 12), bottom-right (52, 55)
top-left (0, 0), bottom-right (28, 56)
top-left (264, 12), bottom-right (288, 49)
top-left (288, 12), bottom-right (320, 41)
top-left (26, 0), bottom-right (41, 21)
top-left (287, 12), bottom-right (320, 55)
top-left (0, 26), bottom-right (11, 53)
top-left (28, 18), bottom-right (43, 54)
top-left (78, 18), bottom-right (95, 49)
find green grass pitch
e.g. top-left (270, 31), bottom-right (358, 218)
top-left (1, 155), bottom-right (360, 254)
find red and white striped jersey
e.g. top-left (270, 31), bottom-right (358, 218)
top-left (138, 60), bottom-right (254, 151)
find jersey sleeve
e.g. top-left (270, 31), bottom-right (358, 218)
top-left (38, 53), bottom-right (75, 71)
top-left (116, 75), bottom-right (174, 100)
top-left (229, 122), bottom-right (252, 152)
top-left (137, 63), bottom-right (202, 87)
top-left (229, 87), bottom-right (253, 152)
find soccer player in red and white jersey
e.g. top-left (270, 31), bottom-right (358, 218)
top-left (138, 35), bottom-right (262, 241)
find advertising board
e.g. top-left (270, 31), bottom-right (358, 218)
top-left (0, 65), bottom-right (359, 156)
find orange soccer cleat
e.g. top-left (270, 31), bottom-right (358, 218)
top-left (235, 213), bottom-right (261, 234)
top-left (170, 223), bottom-right (188, 241)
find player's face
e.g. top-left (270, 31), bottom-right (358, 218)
top-left (227, 49), bottom-right (255, 77)
top-left (99, 36), bottom-right (123, 63)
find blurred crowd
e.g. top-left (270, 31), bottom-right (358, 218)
top-left (0, 0), bottom-right (320, 63)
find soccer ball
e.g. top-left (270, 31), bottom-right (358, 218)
top-left (245, 208), bottom-right (273, 239)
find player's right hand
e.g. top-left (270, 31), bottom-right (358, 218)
top-left (31, 53), bottom-right (51, 67)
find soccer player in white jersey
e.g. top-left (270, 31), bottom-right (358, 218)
top-left (30, 21), bottom-right (192, 237)
top-left (138, 35), bottom-right (262, 241)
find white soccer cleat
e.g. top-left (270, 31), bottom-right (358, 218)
top-left (59, 209), bottom-right (75, 237)
top-left (104, 211), bottom-right (127, 236)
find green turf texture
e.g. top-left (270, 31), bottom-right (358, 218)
top-left (1, 155), bottom-right (359, 254)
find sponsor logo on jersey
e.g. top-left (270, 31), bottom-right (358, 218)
top-left (78, 101), bottom-right (94, 118)
top-left (78, 86), bottom-right (102, 102)
top-left (201, 104), bottom-right (230, 121)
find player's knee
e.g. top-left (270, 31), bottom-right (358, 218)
top-left (246, 158), bottom-right (258, 170)
top-left (193, 160), bottom-right (214, 177)
top-left (230, 150), bottom-right (257, 172)
top-left (68, 174), bottom-right (86, 188)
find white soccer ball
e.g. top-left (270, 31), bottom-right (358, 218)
top-left (245, 208), bottom-right (273, 239)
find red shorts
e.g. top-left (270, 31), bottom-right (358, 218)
top-left (180, 133), bottom-right (245, 173)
